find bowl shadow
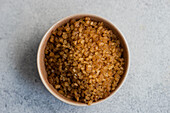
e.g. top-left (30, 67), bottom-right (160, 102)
top-left (18, 36), bottom-right (42, 87)
top-left (14, 30), bottom-right (57, 98)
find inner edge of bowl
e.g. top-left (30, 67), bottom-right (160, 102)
top-left (37, 14), bottom-right (130, 106)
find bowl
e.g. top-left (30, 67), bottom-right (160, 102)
top-left (37, 14), bottom-right (130, 106)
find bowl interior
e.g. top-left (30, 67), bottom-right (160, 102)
top-left (37, 14), bottom-right (130, 106)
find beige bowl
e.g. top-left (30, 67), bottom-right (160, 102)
top-left (37, 14), bottom-right (130, 106)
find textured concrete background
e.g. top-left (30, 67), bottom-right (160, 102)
top-left (0, 0), bottom-right (170, 113)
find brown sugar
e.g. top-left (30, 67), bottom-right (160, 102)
top-left (44, 17), bottom-right (124, 105)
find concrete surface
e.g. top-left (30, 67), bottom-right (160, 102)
top-left (0, 0), bottom-right (170, 113)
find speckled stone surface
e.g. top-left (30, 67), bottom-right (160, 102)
top-left (0, 0), bottom-right (170, 113)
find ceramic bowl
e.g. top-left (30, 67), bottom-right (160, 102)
top-left (37, 14), bottom-right (130, 106)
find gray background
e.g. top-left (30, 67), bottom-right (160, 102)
top-left (0, 0), bottom-right (170, 113)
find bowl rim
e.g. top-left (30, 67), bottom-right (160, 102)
top-left (37, 14), bottom-right (130, 106)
